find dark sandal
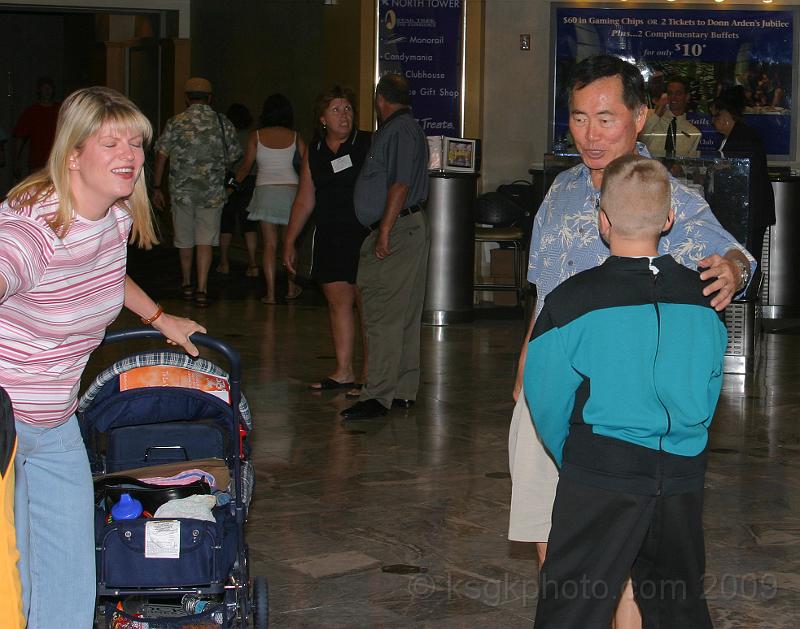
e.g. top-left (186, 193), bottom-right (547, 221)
top-left (181, 284), bottom-right (194, 300)
top-left (309, 378), bottom-right (355, 391)
top-left (194, 291), bottom-right (209, 307)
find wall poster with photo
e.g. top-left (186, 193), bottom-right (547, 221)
top-left (550, 3), bottom-right (796, 159)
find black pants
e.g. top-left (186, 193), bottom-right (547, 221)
top-left (534, 477), bottom-right (712, 629)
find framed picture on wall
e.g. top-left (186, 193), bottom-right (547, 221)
top-left (550, 2), bottom-right (797, 160)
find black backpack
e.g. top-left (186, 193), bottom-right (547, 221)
top-left (1, 387), bottom-right (14, 480)
top-left (473, 179), bottom-right (541, 236)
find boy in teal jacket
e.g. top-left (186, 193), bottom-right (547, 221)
top-left (525, 155), bottom-right (727, 628)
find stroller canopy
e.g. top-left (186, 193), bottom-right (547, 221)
top-left (78, 350), bottom-right (252, 433)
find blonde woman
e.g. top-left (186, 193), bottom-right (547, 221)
top-left (0, 86), bottom-right (203, 627)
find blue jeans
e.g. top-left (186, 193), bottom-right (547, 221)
top-left (14, 416), bottom-right (95, 628)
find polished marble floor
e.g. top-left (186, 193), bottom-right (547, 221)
top-left (88, 245), bottom-right (800, 628)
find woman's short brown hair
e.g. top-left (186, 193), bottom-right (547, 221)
top-left (314, 85), bottom-right (357, 137)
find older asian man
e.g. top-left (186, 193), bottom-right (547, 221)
top-left (509, 54), bottom-right (754, 628)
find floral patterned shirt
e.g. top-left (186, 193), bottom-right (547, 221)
top-left (154, 104), bottom-right (242, 209)
top-left (528, 144), bottom-right (756, 319)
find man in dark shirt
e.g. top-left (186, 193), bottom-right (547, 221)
top-left (342, 74), bottom-right (430, 420)
top-left (12, 77), bottom-right (60, 179)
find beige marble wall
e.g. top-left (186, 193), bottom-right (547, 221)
top-left (482, 1), bottom-right (551, 191)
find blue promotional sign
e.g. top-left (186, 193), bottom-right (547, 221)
top-left (553, 5), bottom-right (795, 157)
top-left (377, 0), bottom-right (463, 136)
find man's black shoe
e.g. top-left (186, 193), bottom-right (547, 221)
top-left (392, 399), bottom-right (415, 409)
top-left (341, 399), bottom-right (388, 419)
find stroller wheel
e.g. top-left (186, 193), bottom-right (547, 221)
top-left (252, 575), bottom-right (269, 628)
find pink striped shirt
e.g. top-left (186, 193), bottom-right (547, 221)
top-left (0, 195), bottom-right (132, 427)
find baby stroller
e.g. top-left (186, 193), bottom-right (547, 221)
top-left (78, 329), bottom-right (268, 628)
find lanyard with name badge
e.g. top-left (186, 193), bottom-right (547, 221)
top-left (330, 154), bottom-right (353, 173)
top-left (328, 129), bottom-right (357, 173)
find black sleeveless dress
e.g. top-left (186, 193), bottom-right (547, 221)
top-left (307, 129), bottom-right (371, 284)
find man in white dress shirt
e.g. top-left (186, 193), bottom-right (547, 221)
top-left (639, 78), bottom-right (702, 156)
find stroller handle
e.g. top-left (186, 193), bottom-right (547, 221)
top-left (102, 329), bottom-right (241, 383)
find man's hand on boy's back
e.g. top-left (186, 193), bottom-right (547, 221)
top-left (698, 250), bottom-right (750, 311)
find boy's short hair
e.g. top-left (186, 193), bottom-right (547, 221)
top-left (600, 155), bottom-right (671, 239)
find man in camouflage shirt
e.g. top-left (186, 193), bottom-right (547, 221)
top-left (153, 77), bottom-right (242, 306)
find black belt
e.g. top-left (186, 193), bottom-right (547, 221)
top-left (368, 204), bottom-right (424, 231)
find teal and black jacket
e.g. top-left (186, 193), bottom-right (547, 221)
top-left (524, 255), bottom-right (727, 494)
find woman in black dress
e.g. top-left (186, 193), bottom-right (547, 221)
top-left (283, 86), bottom-right (371, 390)
top-left (710, 86), bottom-right (775, 262)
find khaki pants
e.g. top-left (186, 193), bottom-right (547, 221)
top-left (357, 211), bottom-right (430, 408)
top-left (508, 391), bottom-right (560, 542)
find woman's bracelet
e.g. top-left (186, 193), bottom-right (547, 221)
top-left (141, 304), bottom-right (164, 325)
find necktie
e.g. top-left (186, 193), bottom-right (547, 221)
top-left (665, 117), bottom-right (677, 155)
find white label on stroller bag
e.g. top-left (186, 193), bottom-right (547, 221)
top-left (145, 520), bottom-right (181, 559)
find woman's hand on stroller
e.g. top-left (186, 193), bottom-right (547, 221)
top-left (151, 313), bottom-right (207, 357)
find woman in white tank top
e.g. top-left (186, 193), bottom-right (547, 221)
top-left (234, 94), bottom-right (306, 304)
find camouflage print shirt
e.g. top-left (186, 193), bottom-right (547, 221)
top-left (154, 103), bottom-right (243, 208)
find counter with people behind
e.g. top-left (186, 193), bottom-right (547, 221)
top-left (542, 150), bottom-right (762, 374)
